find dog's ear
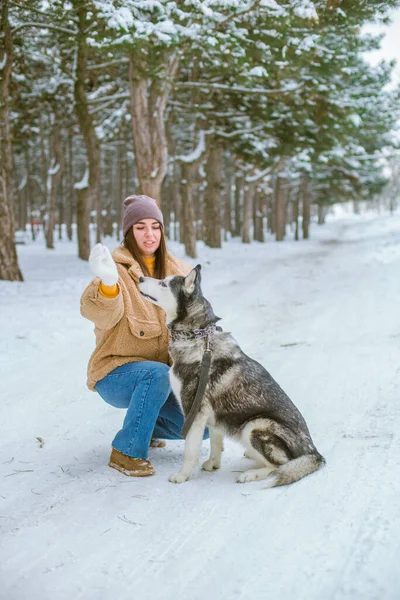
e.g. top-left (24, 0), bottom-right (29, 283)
top-left (184, 265), bottom-right (201, 294)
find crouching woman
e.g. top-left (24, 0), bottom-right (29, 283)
top-left (81, 194), bottom-right (199, 477)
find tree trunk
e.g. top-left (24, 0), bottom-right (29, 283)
top-left (95, 147), bottom-right (103, 243)
top-left (293, 187), bottom-right (300, 241)
top-left (389, 193), bottom-right (395, 215)
top-left (116, 135), bottom-right (129, 239)
top-left (0, 0), bottom-right (23, 281)
top-left (20, 155), bottom-right (31, 231)
top-left (72, 0), bottom-right (100, 260)
top-left (302, 178), bottom-right (310, 239)
top-left (242, 182), bottom-right (255, 244)
top-left (275, 174), bottom-right (286, 242)
top-left (253, 189), bottom-right (264, 243)
top-left (18, 166), bottom-right (26, 231)
top-left (203, 142), bottom-right (223, 248)
top-left (161, 175), bottom-right (171, 238)
top-left (267, 188), bottom-right (275, 234)
top-left (46, 126), bottom-right (64, 249)
top-left (25, 147), bottom-right (36, 242)
top-left (25, 148), bottom-right (32, 237)
top-left (76, 187), bottom-right (90, 260)
top-left (173, 163), bottom-right (182, 242)
top-left (180, 162), bottom-right (197, 258)
top-left (317, 203), bottom-right (326, 225)
top-left (164, 115), bottom-right (178, 241)
top-left (234, 175), bottom-right (242, 237)
top-left (223, 165), bottom-right (232, 242)
top-left (102, 153), bottom-right (113, 238)
top-left (169, 121), bottom-right (182, 242)
top-left (129, 53), bottom-right (179, 204)
top-left (39, 113), bottom-right (47, 207)
top-left (58, 175), bottom-right (64, 241)
top-left (66, 129), bottom-right (73, 241)
top-left (116, 141), bottom-right (123, 239)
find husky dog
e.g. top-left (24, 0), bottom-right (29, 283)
top-left (139, 266), bottom-right (325, 488)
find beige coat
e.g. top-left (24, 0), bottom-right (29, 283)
top-left (81, 246), bottom-right (191, 390)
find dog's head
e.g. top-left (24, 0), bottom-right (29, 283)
top-left (139, 265), bottom-right (202, 324)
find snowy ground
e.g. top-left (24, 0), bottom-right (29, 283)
top-left (1, 213), bottom-right (400, 600)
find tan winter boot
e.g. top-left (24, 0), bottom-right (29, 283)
top-left (109, 448), bottom-right (155, 477)
top-left (150, 438), bottom-right (167, 448)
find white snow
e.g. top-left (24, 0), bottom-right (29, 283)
top-left (176, 130), bottom-right (207, 163)
top-left (48, 161), bottom-right (60, 176)
top-left (292, 0), bottom-right (319, 22)
top-left (17, 175), bottom-right (27, 192)
top-left (46, 160), bottom-right (60, 194)
top-left (260, 0), bottom-right (279, 8)
top-left (245, 166), bottom-right (271, 182)
top-left (178, 80), bottom-right (303, 94)
top-left (260, 0), bottom-right (285, 16)
top-left (95, 124), bottom-right (105, 140)
top-left (1, 212), bottom-right (400, 599)
top-left (206, 36), bottom-right (218, 47)
top-left (157, 19), bottom-right (177, 35)
top-left (249, 66), bottom-right (268, 77)
top-left (102, 5), bottom-right (134, 32)
top-left (348, 114), bottom-right (362, 128)
top-left (0, 52), bottom-right (7, 70)
top-left (74, 168), bottom-right (89, 190)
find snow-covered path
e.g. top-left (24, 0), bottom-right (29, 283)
top-left (1, 214), bottom-right (399, 600)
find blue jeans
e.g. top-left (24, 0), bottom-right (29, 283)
top-left (96, 361), bottom-right (208, 459)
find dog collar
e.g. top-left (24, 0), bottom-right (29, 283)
top-left (169, 323), bottom-right (218, 342)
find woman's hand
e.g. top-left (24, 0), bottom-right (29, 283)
top-left (89, 244), bottom-right (119, 286)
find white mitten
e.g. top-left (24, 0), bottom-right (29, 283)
top-left (89, 243), bottom-right (119, 286)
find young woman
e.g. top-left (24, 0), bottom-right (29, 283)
top-left (81, 194), bottom-right (203, 477)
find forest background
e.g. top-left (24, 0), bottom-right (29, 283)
top-left (1, 0), bottom-right (400, 281)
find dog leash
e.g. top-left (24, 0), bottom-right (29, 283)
top-left (180, 335), bottom-right (213, 439)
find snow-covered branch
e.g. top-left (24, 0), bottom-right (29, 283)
top-left (9, 1), bottom-right (53, 20)
top-left (46, 159), bottom-right (61, 195)
top-left (48, 162), bottom-right (60, 176)
top-left (17, 175), bottom-right (27, 192)
top-left (348, 150), bottom-right (400, 161)
top-left (216, 124), bottom-right (265, 139)
top-left (74, 168), bottom-right (89, 190)
top-left (87, 58), bottom-right (129, 71)
top-left (245, 167), bottom-right (271, 183)
top-left (89, 98), bottom-right (122, 115)
top-left (12, 22), bottom-right (77, 35)
top-left (176, 130), bottom-right (211, 164)
top-left (87, 92), bottom-right (129, 105)
top-left (176, 81), bottom-right (304, 95)
top-left (216, 0), bottom-right (262, 30)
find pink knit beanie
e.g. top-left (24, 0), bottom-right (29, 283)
top-left (122, 195), bottom-right (164, 236)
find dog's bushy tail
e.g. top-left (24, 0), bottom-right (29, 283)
top-left (264, 453), bottom-right (325, 489)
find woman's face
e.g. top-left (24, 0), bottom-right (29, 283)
top-left (132, 219), bottom-right (162, 257)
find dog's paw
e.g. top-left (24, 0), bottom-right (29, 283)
top-left (169, 472), bottom-right (189, 484)
top-left (237, 471), bottom-right (254, 483)
top-left (236, 467), bottom-right (272, 483)
top-left (201, 458), bottom-right (221, 472)
top-left (236, 469), bottom-right (261, 483)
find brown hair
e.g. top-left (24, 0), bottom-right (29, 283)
top-left (122, 225), bottom-right (168, 279)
